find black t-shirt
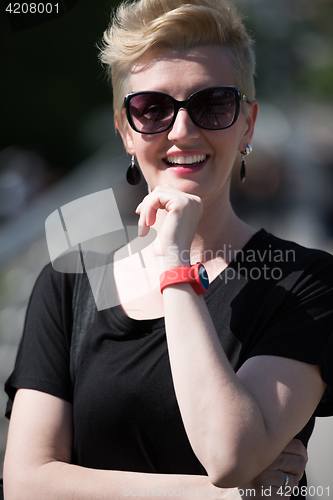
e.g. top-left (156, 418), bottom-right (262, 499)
top-left (4, 229), bottom-right (333, 475)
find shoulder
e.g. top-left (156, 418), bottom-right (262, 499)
top-left (259, 229), bottom-right (333, 260)
top-left (31, 261), bottom-right (78, 303)
top-left (248, 229), bottom-right (333, 281)
top-left (23, 262), bottom-right (80, 343)
top-left (241, 231), bottom-right (333, 416)
top-left (4, 264), bottom-right (78, 415)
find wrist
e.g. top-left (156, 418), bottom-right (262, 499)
top-left (160, 263), bottom-right (209, 295)
top-left (155, 254), bottom-right (190, 275)
top-left (158, 244), bottom-right (190, 270)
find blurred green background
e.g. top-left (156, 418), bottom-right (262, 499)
top-left (1, 0), bottom-right (333, 495)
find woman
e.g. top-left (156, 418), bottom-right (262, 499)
top-left (3, 0), bottom-right (332, 499)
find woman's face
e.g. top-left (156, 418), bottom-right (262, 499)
top-left (120, 45), bottom-right (258, 206)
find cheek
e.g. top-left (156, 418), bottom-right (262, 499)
top-left (135, 135), bottom-right (165, 162)
top-left (212, 128), bottom-right (243, 156)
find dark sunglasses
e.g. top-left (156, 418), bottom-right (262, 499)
top-left (124, 86), bottom-right (249, 135)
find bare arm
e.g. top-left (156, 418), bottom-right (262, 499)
top-left (3, 389), bottom-right (216, 500)
top-left (137, 186), bottom-right (326, 487)
top-left (240, 438), bottom-right (307, 499)
top-left (163, 284), bottom-right (324, 486)
top-left (3, 390), bottom-right (307, 500)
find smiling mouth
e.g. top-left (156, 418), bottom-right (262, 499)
top-left (164, 154), bottom-right (208, 166)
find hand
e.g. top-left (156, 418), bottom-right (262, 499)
top-left (136, 185), bottom-right (203, 268)
top-left (239, 439), bottom-right (307, 498)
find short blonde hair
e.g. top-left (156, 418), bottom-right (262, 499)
top-left (99, 0), bottom-right (256, 132)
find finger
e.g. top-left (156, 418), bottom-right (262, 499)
top-left (249, 468), bottom-right (299, 492)
top-left (136, 186), bottom-right (202, 239)
top-left (276, 471), bottom-right (298, 489)
top-left (138, 225), bottom-right (150, 237)
top-left (136, 202), bottom-right (150, 237)
top-left (263, 476), bottom-right (298, 500)
top-left (270, 439), bottom-right (307, 481)
top-left (137, 188), bottom-right (183, 229)
top-left (259, 469), bottom-right (298, 489)
top-left (136, 194), bottom-right (153, 236)
top-left (135, 191), bottom-right (153, 215)
top-left (136, 193), bottom-right (164, 233)
top-left (135, 202), bottom-right (143, 214)
top-left (281, 439), bottom-right (308, 462)
top-left (138, 197), bottom-right (162, 228)
top-left (266, 474), bottom-right (298, 499)
top-left (273, 452), bottom-right (307, 480)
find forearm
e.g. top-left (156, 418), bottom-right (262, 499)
top-left (163, 284), bottom-right (281, 486)
top-left (3, 389), bottom-right (244, 500)
top-left (5, 462), bottom-right (243, 500)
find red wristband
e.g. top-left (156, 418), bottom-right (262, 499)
top-left (160, 263), bottom-right (209, 294)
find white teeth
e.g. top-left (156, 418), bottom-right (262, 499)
top-left (166, 154), bottom-right (207, 165)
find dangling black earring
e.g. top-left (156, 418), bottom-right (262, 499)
top-left (240, 144), bottom-right (252, 183)
top-left (126, 155), bottom-right (141, 185)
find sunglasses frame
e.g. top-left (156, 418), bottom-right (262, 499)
top-left (124, 86), bottom-right (249, 135)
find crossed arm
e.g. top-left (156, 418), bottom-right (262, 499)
top-left (163, 283), bottom-right (325, 486)
top-left (4, 281), bottom-right (319, 499)
top-left (4, 389), bottom-right (307, 500)
top-left (136, 185), bottom-right (326, 486)
top-left (3, 186), bottom-right (326, 499)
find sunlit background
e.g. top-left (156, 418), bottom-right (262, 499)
top-left (1, 0), bottom-right (333, 496)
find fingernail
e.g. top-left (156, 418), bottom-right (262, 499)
top-left (135, 202), bottom-right (142, 214)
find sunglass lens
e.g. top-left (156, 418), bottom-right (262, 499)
top-left (190, 89), bottom-right (236, 129)
top-left (129, 93), bottom-right (174, 133)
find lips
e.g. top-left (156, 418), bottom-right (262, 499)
top-left (164, 154), bottom-right (208, 166)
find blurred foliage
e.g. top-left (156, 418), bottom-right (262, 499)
top-left (1, 0), bottom-right (333, 174)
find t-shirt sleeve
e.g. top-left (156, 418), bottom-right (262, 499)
top-left (4, 264), bottom-right (74, 418)
top-left (246, 250), bottom-right (333, 417)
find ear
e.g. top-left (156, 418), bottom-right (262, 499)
top-left (116, 110), bottom-right (135, 155)
top-left (240, 100), bottom-right (259, 151)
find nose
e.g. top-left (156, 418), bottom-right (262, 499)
top-left (167, 108), bottom-right (200, 143)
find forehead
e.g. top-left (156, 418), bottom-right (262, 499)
top-left (129, 45), bottom-right (236, 95)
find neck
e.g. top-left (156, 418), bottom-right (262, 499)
top-left (189, 195), bottom-right (255, 265)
